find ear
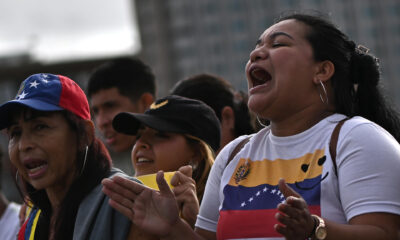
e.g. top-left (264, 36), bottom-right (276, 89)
top-left (221, 106), bottom-right (235, 130)
top-left (313, 60), bottom-right (335, 84)
top-left (188, 143), bottom-right (202, 171)
top-left (83, 120), bottom-right (95, 145)
top-left (137, 93), bottom-right (154, 113)
top-left (221, 106), bottom-right (235, 131)
top-left (220, 106), bottom-right (236, 148)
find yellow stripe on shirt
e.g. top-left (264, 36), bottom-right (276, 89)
top-left (228, 149), bottom-right (325, 187)
top-left (29, 209), bottom-right (41, 240)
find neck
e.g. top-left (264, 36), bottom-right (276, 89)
top-left (0, 192), bottom-right (9, 218)
top-left (46, 174), bottom-right (76, 211)
top-left (270, 106), bottom-right (334, 137)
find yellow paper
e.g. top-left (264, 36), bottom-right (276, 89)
top-left (136, 171), bottom-right (175, 190)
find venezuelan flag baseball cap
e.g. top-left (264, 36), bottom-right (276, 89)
top-left (112, 95), bottom-right (221, 152)
top-left (0, 73), bottom-right (90, 130)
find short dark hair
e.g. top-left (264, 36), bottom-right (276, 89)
top-left (87, 57), bottom-right (156, 102)
top-left (171, 73), bottom-right (255, 137)
top-left (277, 13), bottom-right (400, 142)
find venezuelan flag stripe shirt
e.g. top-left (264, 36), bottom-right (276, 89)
top-left (196, 114), bottom-right (400, 240)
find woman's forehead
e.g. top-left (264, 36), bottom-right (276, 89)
top-left (260, 19), bottom-right (307, 39)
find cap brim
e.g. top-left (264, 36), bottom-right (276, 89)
top-left (112, 112), bottom-right (186, 135)
top-left (0, 99), bottom-right (63, 130)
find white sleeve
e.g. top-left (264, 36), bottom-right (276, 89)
top-left (195, 136), bottom-right (248, 232)
top-left (337, 122), bottom-right (400, 221)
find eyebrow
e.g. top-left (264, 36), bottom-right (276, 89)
top-left (256, 31), bottom-right (294, 46)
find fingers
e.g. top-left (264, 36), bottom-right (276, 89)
top-left (178, 165), bottom-right (193, 177)
top-left (156, 171), bottom-right (175, 198)
top-left (171, 165), bottom-right (192, 186)
top-left (275, 188), bottom-right (314, 239)
top-left (108, 198), bottom-right (134, 220)
top-left (111, 175), bottom-right (146, 194)
top-left (278, 178), bottom-right (301, 199)
top-left (102, 178), bottom-right (138, 202)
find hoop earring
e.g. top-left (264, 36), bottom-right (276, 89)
top-left (80, 145), bottom-right (88, 175)
top-left (257, 116), bottom-right (267, 128)
top-left (189, 160), bottom-right (198, 171)
top-left (15, 170), bottom-right (19, 183)
top-left (319, 81), bottom-right (329, 104)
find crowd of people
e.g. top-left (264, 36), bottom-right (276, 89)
top-left (0, 12), bottom-right (400, 240)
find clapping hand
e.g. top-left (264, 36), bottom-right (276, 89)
top-left (274, 179), bottom-right (315, 240)
top-left (171, 165), bottom-right (199, 228)
top-left (102, 171), bottom-right (180, 237)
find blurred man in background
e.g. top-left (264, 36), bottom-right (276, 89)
top-left (87, 57), bottom-right (156, 175)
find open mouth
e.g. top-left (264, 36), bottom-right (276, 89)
top-left (136, 157), bottom-right (153, 164)
top-left (24, 160), bottom-right (48, 173)
top-left (250, 67), bottom-right (272, 87)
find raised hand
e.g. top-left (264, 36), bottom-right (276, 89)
top-left (102, 171), bottom-right (181, 237)
top-left (274, 179), bottom-right (315, 240)
top-left (170, 165), bottom-right (199, 228)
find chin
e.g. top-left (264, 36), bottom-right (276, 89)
top-left (248, 97), bottom-right (264, 114)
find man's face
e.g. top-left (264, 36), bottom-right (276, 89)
top-left (90, 87), bottom-right (140, 152)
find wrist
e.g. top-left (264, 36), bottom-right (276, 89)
top-left (310, 214), bottom-right (327, 240)
top-left (162, 217), bottom-right (191, 240)
top-left (307, 215), bottom-right (318, 239)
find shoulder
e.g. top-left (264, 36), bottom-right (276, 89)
top-left (216, 132), bottom-right (261, 165)
top-left (340, 117), bottom-right (398, 145)
top-left (337, 116), bottom-right (400, 167)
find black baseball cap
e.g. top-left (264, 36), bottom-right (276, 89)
top-left (112, 95), bottom-right (221, 152)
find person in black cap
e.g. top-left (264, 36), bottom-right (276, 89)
top-left (112, 95), bottom-right (220, 202)
top-left (106, 95), bottom-right (220, 232)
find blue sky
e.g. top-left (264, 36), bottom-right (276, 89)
top-left (0, 0), bottom-right (141, 63)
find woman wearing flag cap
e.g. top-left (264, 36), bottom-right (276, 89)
top-left (102, 12), bottom-right (400, 240)
top-left (0, 73), bottom-right (137, 240)
top-left (103, 95), bottom-right (221, 238)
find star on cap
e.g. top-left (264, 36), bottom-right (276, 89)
top-left (17, 91), bottom-right (28, 100)
top-left (29, 80), bottom-right (40, 88)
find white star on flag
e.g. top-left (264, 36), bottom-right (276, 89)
top-left (248, 197), bottom-right (253, 202)
top-left (17, 91), bottom-right (28, 100)
top-left (241, 202), bottom-right (246, 207)
top-left (271, 189), bottom-right (276, 194)
top-left (42, 79), bottom-right (49, 83)
top-left (263, 187), bottom-right (268, 192)
top-left (256, 191), bottom-right (260, 196)
top-left (29, 80), bottom-right (40, 88)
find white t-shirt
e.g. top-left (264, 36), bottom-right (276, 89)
top-left (0, 202), bottom-right (21, 240)
top-left (196, 114), bottom-right (400, 240)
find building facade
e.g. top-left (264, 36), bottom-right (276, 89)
top-left (135, 0), bottom-right (400, 105)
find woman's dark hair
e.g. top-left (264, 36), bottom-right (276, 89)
top-left (171, 73), bottom-right (255, 137)
top-left (276, 13), bottom-right (400, 142)
top-left (184, 135), bottom-right (215, 204)
top-left (18, 109), bottom-right (111, 240)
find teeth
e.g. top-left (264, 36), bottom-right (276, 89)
top-left (28, 164), bottom-right (46, 173)
top-left (137, 158), bottom-right (152, 163)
